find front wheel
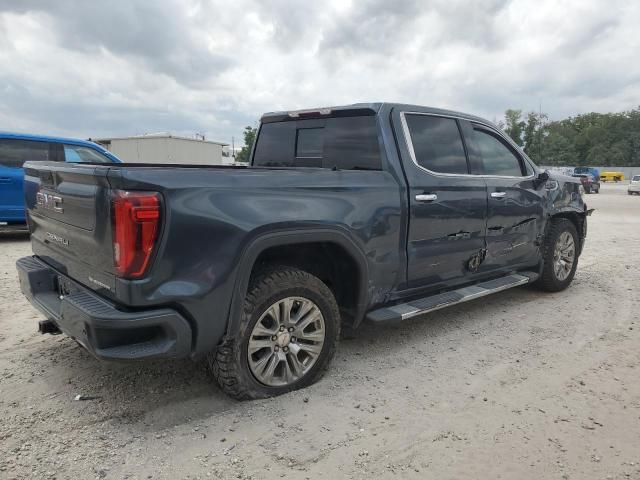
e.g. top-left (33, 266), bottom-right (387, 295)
top-left (208, 267), bottom-right (340, 400)
top-left (536, 218), bottom-right (579, 292)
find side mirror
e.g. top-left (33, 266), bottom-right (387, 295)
top-left (537, 170), bottom-right (550, 182)
top-left (534, 170), bottom-right (550, 189)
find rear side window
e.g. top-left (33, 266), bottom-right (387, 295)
top-left (253, 116), bottom-right (382, 170)
top-left (0, 139), bottom-right (49, 168)
top-left (63, 144), bottom-right (113, 163)
top-left (471, 129), bottom-right (524, 176)
top-left (404, 115), bottom-right (468, 174)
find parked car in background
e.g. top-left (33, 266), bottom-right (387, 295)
top-left (0, 132), bottom-right (121, 228)
top-left (600, 171), bottom-right (624, 182)
top-left (574, 166), bottom-right (600, 181)
top-left (16, 103), bottom-right (592, 400)
top-left (572, 173), bottom-right (600, 194)
top-left (628, 175), bottom-right (640, 195)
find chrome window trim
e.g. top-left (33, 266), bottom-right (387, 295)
top-left (399, 111), bottom-right (536, 180)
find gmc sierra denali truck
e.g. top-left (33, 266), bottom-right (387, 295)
top-left (17, 103), bottom-right (591, 400)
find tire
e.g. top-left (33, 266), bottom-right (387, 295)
top-left (208, 266), bottom-right (340, 400)
top-left (536, 218), bottom-right (579, 292)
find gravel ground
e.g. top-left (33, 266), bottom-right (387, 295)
top-left (1, 183), bottom-right (639, 480)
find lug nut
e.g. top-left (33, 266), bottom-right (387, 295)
top-left (280, 326), bottom-right (285, 332)
top-left (291, 337), bottom-right (296, 343)
top-left (274, 345), bottom-right (279, 351)
top-left (288, 327), bottom-right (294, 332)
top-left (271, 335), bottom-right (277, 341)
top-left (283, 347), bottom-right (289, 352)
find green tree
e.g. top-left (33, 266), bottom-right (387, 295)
top-left (500, 106), bottom-right (640, 167)
top-left (522, 111), bottom-right (548, 163)
top-left (503, 109), bottom-right (525, 146)
top-left (235, 126), bottom-right (257, 163)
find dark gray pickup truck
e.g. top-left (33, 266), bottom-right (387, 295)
top-left (17, 103), bottom-right (591, 399)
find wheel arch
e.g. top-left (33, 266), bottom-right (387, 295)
top-left (548, 208), bottom-right (587, 255)
top-left (224, 228), bottom-right (370, 339)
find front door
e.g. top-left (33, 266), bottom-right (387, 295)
top-left (464, 124), bottom-right (543, 273)
top-left (399, 112), bottom-right (488, 288)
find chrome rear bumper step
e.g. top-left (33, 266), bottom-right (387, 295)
top-left (366, 271), bottom-right (538, 324)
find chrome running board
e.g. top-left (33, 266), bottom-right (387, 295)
top-left (366, 271), bottom-right (538, 324)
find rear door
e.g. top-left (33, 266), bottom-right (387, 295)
top-left (464, 124), bottom-right (543, 273)
top-left (0, 139), bottom-right (52, 223)
top-left (398, 111), bottom-right (488, 288)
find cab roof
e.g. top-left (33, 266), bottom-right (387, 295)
top-left (260, 102), bottom-right (495, 127)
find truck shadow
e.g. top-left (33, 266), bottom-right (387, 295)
top-left (29, 284), bottom-right (545, 431)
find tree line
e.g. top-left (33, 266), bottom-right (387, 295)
top-left (499, 107), bottom-right (640, 167)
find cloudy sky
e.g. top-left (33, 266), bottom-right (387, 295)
top-left (1, 0), bottom-right (639, 145)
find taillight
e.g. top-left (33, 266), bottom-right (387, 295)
top-left (111, 190), bottom-right (162, 279)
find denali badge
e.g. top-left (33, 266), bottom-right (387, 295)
top-left (36, 191), bottom-right (64, 213)
top-left (45, 232), bottom-right (69, 246)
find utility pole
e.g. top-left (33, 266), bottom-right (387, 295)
top-left (232, 136), bottom-right (235, 159)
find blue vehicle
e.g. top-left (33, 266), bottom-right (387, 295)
top-left (574, 166), bottom-right (600, 181)
top-left (0, 132), bottom-right (121, 226)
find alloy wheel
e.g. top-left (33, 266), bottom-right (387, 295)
top-left (553, 231), bottom-right (575, 281)
top-left (247, 297), bottom-right (325, 387)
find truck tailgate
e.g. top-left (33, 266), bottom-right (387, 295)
top-left (24, 162), bottom-right (117, 293)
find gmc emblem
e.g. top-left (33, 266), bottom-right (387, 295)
top-left (36, 191), bottom-right (64, 213)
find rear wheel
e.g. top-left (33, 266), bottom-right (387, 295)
top-left (208, 267), bottom-right (340, 400)
top-left (536, 218), bottom-right (579, 292)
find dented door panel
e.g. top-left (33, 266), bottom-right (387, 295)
top-left (482, 177), bottom-right (544, 273)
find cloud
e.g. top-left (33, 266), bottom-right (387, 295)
top-left (0, 0), bottom-right (639, 143)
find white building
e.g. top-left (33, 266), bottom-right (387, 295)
top-left (95, 134), bottom-right (229, 165)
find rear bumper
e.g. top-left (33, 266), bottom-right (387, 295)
top-left (16, 256), bottom-right (192, 360)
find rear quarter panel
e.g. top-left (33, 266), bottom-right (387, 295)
top-left (107, 166), bottom-right (404, 354)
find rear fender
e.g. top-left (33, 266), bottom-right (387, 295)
top-left (224, 228), bottom-right (370, 339)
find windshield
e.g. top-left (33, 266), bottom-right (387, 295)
top-left (633, 175), bottom-right (640, 181)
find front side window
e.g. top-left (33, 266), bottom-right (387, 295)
top-left (471, 129), bottom-right (524, 176)
top-left (404, 114), bottom-right (468, 174)
top-left (64, 145), bottom-right (113, 163)
top-left (0, 139), bottom-right (49, 168)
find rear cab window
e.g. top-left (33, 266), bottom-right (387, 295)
top-left (252, 116), bottom-right (382, 170)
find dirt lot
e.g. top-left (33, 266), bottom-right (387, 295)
top-left (1, 183), bottom-right (639, 480)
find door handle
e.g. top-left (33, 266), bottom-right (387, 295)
top-left (491, 191), bottom-right (506, 198)
top-left (415, 193), bottom-right (437, 202)
top-left (0, 177), bottom-right (12, 183)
